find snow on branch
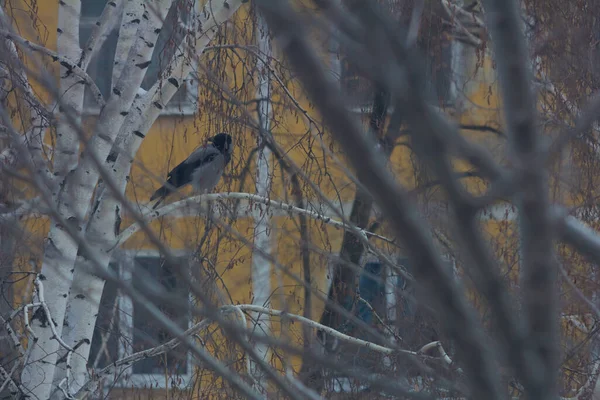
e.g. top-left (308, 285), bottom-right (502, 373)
top-left (72, 303), bottom-right (454, 399)
top-left (0, 365), bottom-right (22, 397)
top-left (116, 192), bottom-right (394, 245)
top-left (72, 318), bottom-right (215, 398)
top-left (230, 304), bottom-right (455, 364)
top-left (0, 275), bottom-right (80, 397)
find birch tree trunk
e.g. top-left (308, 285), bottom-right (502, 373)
top-left (20, 2), bottom-right (83, 397)
top-left (19, 1), bottom-right (245, 397)
top-left (53, 1), bottom-right (173, 395)
top-left (249, 10), bottom-right (273, 393)
top-left (111, 0), bottom-right (145, 87)
top-left (46, 1), bottom-right (245, 397)
top-left (3, 0), bottom-right (600, 398)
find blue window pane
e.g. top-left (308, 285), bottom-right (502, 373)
top-left (81, 0), bottom-right (107, 18)
top-left (356, 262), bottom-right (384, 325)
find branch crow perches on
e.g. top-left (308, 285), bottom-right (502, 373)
top-left (150, 132), bottom-right (233, 209)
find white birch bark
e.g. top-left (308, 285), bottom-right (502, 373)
top-left (112, 0), bottom-right (145, 86)
top-left (86, 0), bottom-right (135, 243)
top-left (19, 2), bottom-right (83, 398)
top-left (78, 0), bottom-right (123, 72)
top-left (249, 10), bottom-right (273, 393)
top-left (22, 1), bottom-right (172, 397)
top-left (87, 0), bottom-right (246, 257)
top-left (46, 0), bottom-right (245, 396)
top-left (123, 0), bottom-right (245, 147)
top-left (54, 0), bottom-right (84, 178)
top-left (54, 1), bottom-right (173, 396)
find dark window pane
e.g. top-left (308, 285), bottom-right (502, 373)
top-left (81, 0), bottom-right (107, 18)
top-left (79, 24), bottom-right (118, 107)
top-left (88, 262), bottom-right (120, 369)
top-left (422, 40), bottom-right (453, 106)
top-left (79, 1), bottom-right (194, 111)
top-left (357, 262), bottom-right (384, 325)
top-left (340, 58), bottom-right (372, 110)
top-left (340, 6), bottom-right (454, 110)
top-left (141, 0), bottom-right (192, 107)
top-left (132, 257), bottom-right (189, 375)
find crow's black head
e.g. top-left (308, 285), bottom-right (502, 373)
top-left (211, 133), bottom-right (233, 154)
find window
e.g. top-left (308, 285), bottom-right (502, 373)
top-left (339, 6), bottom-right (455, 112)
top-left (130, 257), bottom-right (189, 376)
top-left (356, 261), bottom-right (387, 325)
top-left (79, 2), bottom-right (117, 112)
top-left (418, 6), bottom-right (454, 107)
top-left (88, 262), bottom-right (120, 371)
top-left (88, 252), bottom-right (192, 389)
top-left (80, 1), bottom-right (198, 115)
top-left (340, 58), bottom-right (374, 112)
top-left (327, 255), bottom-right (456, 393)
top-left (381, 256), bottom-right (457, 321)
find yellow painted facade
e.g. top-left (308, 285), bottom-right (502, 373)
top-left (8, 0), bottom-right (595, 398)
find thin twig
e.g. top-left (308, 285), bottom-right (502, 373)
top-left (0, 29), bottom-right (105, 107)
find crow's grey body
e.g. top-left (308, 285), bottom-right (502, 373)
top-left (150, 133), bottom-right (232, 207)
top-left (188, 147), bottom-right (226, 193)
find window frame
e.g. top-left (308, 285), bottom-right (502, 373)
top-left (109, 249), bottom-right (193, 390)
top-left (336, 28), bottom-right (460, 114)
top-left (326, 253), bottom-right (458, 393)
top-left (383, 254), bottom-right (457, 324)
top-left (80, 1), bottom-right (199, 116)
top-left (79, 9), bottom-right (115, 115)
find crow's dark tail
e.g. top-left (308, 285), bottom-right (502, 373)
top-left (150, 185), bottom-right (170, 209)
top-left (151, 196), bottom-right (164, 210)
top-left (150, 185), bottom-right (169, 202)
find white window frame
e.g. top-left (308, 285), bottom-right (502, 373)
top-left (112, 249), bottom-right (193, 390)
top-left (337, 37), bottom-right (460, 115)
top-left (80, 1), bottom-right (199, 116)
top-left (444, 254), bottom-right (459, 280)
top-left (383, 254), bottom-right (457, 321)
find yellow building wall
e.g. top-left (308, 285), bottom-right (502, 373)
top-left (10, 0), bottom-right (594, 398)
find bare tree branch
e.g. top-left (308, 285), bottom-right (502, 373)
top-left (116, 192), bottom-right (394, 245)
top-left (0, 30), bottom-right (105, 108)
top-left (78, 0), bottom-right (122, 71)
top-left (255, 1), bottom-right (503, 398)
top-left (481, 1), bottom-right (559, 397)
